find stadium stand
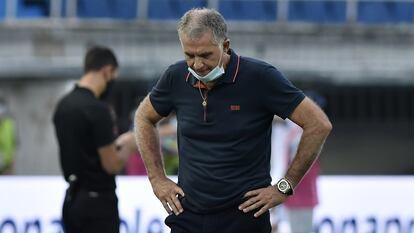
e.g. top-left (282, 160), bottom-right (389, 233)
top-left (288, 0), bottom-right (346, 23)
top-left (148, 0), bottom-right (207, 20)
top-left (357, 1), bottom-right (414, 23)
top-left (218, 0), bottom-right (277, 21)
top-left (16, 0), bottom-right (49, 18)
top-left (1, 0), bottom-right (414, 24)
top-left (77, 0), bottom-right (137, 19)
top-left (0, 0), bottom-right (5, 18)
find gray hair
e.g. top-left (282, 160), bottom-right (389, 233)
top-left (177, 8), bottom-right (228, 46)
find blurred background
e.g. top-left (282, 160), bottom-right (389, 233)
top-left (1, 1), bottom-right (414, 233)
top-left (0, 0), bottom-right (413, 177)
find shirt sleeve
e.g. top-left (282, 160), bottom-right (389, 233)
top-left (91, 104), bottom-right (116, 148)
top-left (149, 67), bottom-right (174, 117)
top-left (261, 66), bottom-right (305, 119)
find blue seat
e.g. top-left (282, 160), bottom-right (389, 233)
top-left (16, 0), bottom-right (50, 18)
top-left (0, 0), bottom-right (5, 19)
top-left (288, 0), bottom-right (346, 23)
top-left (77, 0), bottom-right (137, 19)
top-left (392, 2), bottom-right (414, 22)
top-left (219, 0), bottom-right (277, 21)
top-left (358, 1), bottom-right (414, 23)
top-left (148, 0), bottom-right (207, 20)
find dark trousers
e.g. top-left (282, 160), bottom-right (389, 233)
top-left (62, 188), bottom-right (120, 233)
top-left (165, 205), bottom-right (271, 233)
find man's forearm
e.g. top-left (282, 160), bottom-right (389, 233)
top-left (284, 120), bottom-right (332, 188)
top-left (134, 111), bottom-right (166, 182)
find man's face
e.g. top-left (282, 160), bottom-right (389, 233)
top-left (180, 31), bottom-right (224, 77)
top-left (100, 66), bottom-right (118, 100)
top-left (108, 67), bottom-right (119, 82)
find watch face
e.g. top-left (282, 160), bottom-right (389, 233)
top-left (278, 180), bottom-right (288, 191)
top-left (277, 180), bottom-right (290, 193)
top-left (277, 178), bottom-right (293, 195)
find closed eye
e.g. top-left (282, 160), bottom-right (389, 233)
top-left (185, 53), bottom-right (194, 59)
top-left (198, 52), bottom-right (212, 59)
top-left (185, 52), bottom-right (212, 60)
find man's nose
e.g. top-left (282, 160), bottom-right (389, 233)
top-left (193, 57), bottom-right (204, 70)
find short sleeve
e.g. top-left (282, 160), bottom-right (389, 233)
top-left (90, 104), bottom-right (115, 148)
top-left (149, 68), bottom-right (174, 117)
top-left (262, 66), bottom-right (305, 119)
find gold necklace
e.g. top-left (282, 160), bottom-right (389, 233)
top-left (198, 83), bottom-right (208, 108)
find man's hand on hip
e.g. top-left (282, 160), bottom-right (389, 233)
top-left (238, 186), bottom-right (287, 218)
top-left (151, 177), bottom-right (185, 216)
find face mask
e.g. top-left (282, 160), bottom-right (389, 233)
top-left (188, 49), bottom-right (224, 84)
top-left (100, 80), bottom-right (115, 100)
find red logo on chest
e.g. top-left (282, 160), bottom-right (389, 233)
top-left (230, 105), bottom-right (240, 111)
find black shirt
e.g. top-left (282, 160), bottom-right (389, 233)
top-left (150, 49), bottom-right (305, 213)
top-left (53, 85), bottom-right (116, 191)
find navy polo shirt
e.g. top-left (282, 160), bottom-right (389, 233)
top-left (150, 49), bottom-right (305, 213)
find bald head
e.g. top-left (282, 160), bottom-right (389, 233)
top-left (177, 8), bottom-right (228, 46)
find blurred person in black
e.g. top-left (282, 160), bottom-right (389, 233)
top-left (134, 8), bottom-right (332, 233)
top-left (53, 46), bottom-right (135, 233)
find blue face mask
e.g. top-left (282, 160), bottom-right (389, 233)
top-left (188, 49), bottom-right (224, 84)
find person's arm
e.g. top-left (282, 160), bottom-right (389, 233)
top-left (239, 97), bottom-right (332, 217)
top-left (98, 141), bottom-right (129, 174)
top-left (98, 131), bottom-right (136, 174)
top-left (283, 97), bottom-right (332, 188)
top-left (134, 96), bottom-right (184, 215)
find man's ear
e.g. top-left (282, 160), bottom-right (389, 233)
top-left (223, 38), bottom-right (230, 53)
top-left (101, 65), bottom-right (113, 81)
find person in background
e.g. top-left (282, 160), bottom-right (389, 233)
top-left (53, 46), bottom-right (135, 233)
top-left (125, 112), bottom-right (179, 176)
top-left (0, 98), bottom-right (16, 175)
top-left (134, 8), bottom-right (332, 233)
top-left (158, 113), bottom-right (179, 175)
top-left (124, 108), bottom-right (146, 175)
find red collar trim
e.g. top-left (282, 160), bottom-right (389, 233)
top-left (184, 72), bottom-right (208, 89)
top-left (185, 72), bottom-right (191, 82)
top-left (232, 55), bottom-right (240, 83)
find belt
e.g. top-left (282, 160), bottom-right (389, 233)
top-left (77, 188), bottom-right (116, 198)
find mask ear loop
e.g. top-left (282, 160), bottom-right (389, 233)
top-left (217, 44), bottom-right (224, 68)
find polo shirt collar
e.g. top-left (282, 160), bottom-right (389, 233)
top-left (186, 48), bottom-right (240, 87)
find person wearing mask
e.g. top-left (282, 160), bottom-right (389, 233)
top-left (134, 8), bottom-right (332, 233)
top-left (53, 46), bottom-right (135, 233)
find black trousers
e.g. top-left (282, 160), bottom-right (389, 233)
top-left (62, 188), bottom-right (120, 233)
top-left (165, 205), bottom-right (271, 233)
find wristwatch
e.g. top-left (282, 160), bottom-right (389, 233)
top-left (276, 178), bottom-right (293, 196)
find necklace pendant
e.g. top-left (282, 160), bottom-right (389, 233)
top-left (202, 101), bottom-right (207, 107)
